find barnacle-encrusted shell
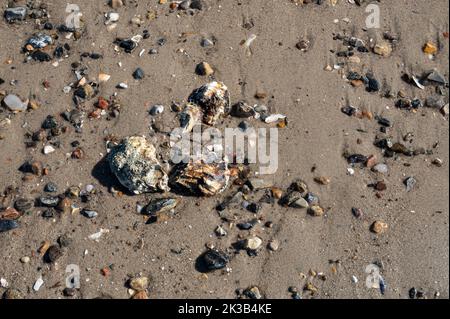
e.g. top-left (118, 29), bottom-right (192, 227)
top-left (188, 81), bottom-right (230, 126)
top-left (108, 136), bottom-right (169, 194)
top-left (169, 160), bottom-right (230, 197)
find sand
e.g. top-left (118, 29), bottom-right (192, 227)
top-left (0, 0), bottom-right (448, 299)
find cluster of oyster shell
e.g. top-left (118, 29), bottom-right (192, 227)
top-left (107, 82), bottom-right (231, 197)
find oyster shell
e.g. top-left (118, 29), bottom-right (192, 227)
top-left (187, 81), bottom-right (230, 127)
top-left (108, 136), bottom-right (169, 194)
top-left (169, 160), bottom-right (229, 197)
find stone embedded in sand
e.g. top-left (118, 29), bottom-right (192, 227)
top-left (373, 41), bottom-right (392, 57)
top-left (170, 160), bottom-right (229, 197)
top-left (423, 42), bottom-right (438, 55)
top-left (245, 236), bottom-right (263, 250)
top-left (128, 277), bottom-right (149, 291)
top-left (179, 102), bottom-right (203, 133)
top-left (107, 136), bottom-right (169, 194)
top-left (195, 62), bottom-right (214, 76)
top-left (308, 205), bottom-right (324, 217)
top-left (201, 249), bottom-right (229, 271)
top-left (4, 7), bottom-right (27, 23)
top-left (142, 198), bottom-right (179, 216)
top-left (2, 94), bottom-right (27, 112)
top-left (187, 81), bottom-right (230, 126)
top-left (0, 220), bottom-right (19, 233)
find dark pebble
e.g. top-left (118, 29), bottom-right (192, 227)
top-left (42, 209), bottom-right (56, 218)
top-left (63, 288), bottom-right (77, 297)
top-left (0, 220), bottom-right (19, 233)
top-left (31, 50), bottom-right (51, 62)
top-left (39, 196), bottom-right (60, 207)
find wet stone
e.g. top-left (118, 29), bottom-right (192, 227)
top-left (0, 220), bottom-right (19, 233)
top-left (404, 177), bottom-right (416, 192)
top-left (39, 196), bottom-right (60, 207)
top-left (133, 68), bottom-right (145, 80)
top-left (44, 182), bottom-right (58, 193)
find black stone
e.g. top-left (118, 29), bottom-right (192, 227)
top-left (201, 250), bottom-right (229, 271)
top-left (31, 50), bottom-right (51, 62)
top-left (347, 154), bottom-right (368, 164)
top-left (45, 245), bottom-right (63, 263)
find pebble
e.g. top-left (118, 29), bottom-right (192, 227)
top-left (268, 239), bottom-right (279, 251)
top-left (308, 205), bottom-right (324, 217)
top-left (128, 277), bottom-right (149, 291)
top-left (45, 245), bottom-right (63, 263)
top-left (2, 94), bottom-right (27, 112)
top-left (404, 177), bottom-right (416, 192)
top-left (215, 225), bottom-right (227, 237)
top-left (44, 182), bottom-right (58, 193)
top-left (201, 249), bottom-right (229, 271)
top-left (20, 256), bottom-right (30, 264)
top-left (43, 145), bottom-right (56, 155)
top-left (150, 105), bottom-right (164, 116)
top-left (245, 236), bottom-right (262, 250)
top-left (133, 68), bottom-right (145, 80)
top-left (4, 7), bottom-right (28, 23)
top-left (200, 38), bottom-right (214, 48)
top-left (82, 209), bottom-right (98, 219)
top-left (244, 286), bottom-right (262, 299)
top-left (371, 221), bottom-right (388, 234)
top-left (373, 41), bottom-right (392, 57)
top-left (372, 163), bottom-right (388, 174)
top-left (432, 158), bottom-right (443, 167)
top-left (33, 277), bottom-right (44, 291)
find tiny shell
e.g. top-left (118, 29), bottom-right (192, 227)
top-left (142, 198), bottom-right (179, 216)
top-left (170, 160), bottom-right (229, 197)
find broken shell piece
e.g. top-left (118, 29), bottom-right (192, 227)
top-left (107, 136), bottom-right (169, 194)
top-left (179, 102), bottom-right (203, 133)
top-left (188, 81), bottom-right (230, 126)
top-left (142, 198), bottom-right (179, 216)
top-left (170, 160), bottom-right (229, 197)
